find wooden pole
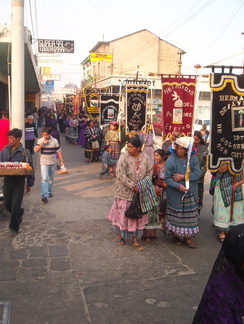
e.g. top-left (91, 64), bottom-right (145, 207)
top-left (230, 175), bottom-right (236, 222)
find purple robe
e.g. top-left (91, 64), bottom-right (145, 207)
top-left (193, 263), bottom-right (244, 323)
top-left (78, 121), bottom-right (86, 146)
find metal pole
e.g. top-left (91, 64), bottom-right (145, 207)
top-left (11, 0), bottom-right (25, 142)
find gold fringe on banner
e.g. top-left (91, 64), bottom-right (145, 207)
top-left (210, 79), bottom-right (244, 96)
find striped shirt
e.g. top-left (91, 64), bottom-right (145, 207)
top-left (25, 122), bottom-right (38, 140)
top-left (35, 136), bottom-right (61, 165)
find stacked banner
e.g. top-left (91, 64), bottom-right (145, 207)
top-left (208, 73), bottom-right (244, 174)
top-left (161, 75), bottom-right (196, 139)
top-left (125, 84), bottom-right (148, 132)
top-left (100, 95), bottom-right (119, 125)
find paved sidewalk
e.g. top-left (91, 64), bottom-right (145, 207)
top-left (0, 135), bottom-right (221, 324)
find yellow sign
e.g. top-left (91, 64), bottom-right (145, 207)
top-left (90, 53), bottom-right (112, 63)
top-left (42, 67), bottom-right (51, 75)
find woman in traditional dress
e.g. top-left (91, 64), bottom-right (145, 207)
top-left (46, 113), bottom-right (60, 144)
top-left (153, 149), bottom-right (168, 230)
top-left (84, 120), bottom-right (100, 162)
top-left (142, 149), bottom-right (168, 241)
top-left (69, 114), bottom-right (79, 145)
top-left (193, 131), bottom-right (209, 215)
top-left (140, 126), bottom-right (155, 166)
top-left (108, 137), bottom-right (153, 251)
top-left (164, 137), bottom-right (201, 248)
top-left (213, 162), bottom-right (244, 243)
top-left (105, 121), bottom-right (120, 177)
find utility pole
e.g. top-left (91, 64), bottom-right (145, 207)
top-left (11, 0), bottom-right (25, 139)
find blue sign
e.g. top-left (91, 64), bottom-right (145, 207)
top-left (45, 80), bottom-right (54, 92)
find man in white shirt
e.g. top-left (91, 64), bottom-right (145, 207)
top-left (34, 127), bottom-right (64, 203)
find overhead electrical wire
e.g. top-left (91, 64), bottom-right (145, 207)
top-left (161, 0), bottom-right (217, 38)
top-left (198, 0), bottom-right (244, 64)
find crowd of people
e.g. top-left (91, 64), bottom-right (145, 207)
top-left (0, 107), bottom-right (243, 324)
top-left (0, 108), bottom-right (243, 247)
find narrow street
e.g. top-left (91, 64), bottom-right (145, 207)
top-left (0, 134), bottom-right (221, 324)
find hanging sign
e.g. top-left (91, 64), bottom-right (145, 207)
top-left (208, 73), bottom-right (244, 174)
top-left (38, 39), bottom-right (74, 53)
top-left (90, 53), bottom-right (113, 63)
top-left (161, 75), bottom-right (196, 139)
top-left (126, 84), bottom-right (148, 132)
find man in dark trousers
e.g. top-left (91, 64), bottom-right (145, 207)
top-left (0, 128), bottom-right (35, 234)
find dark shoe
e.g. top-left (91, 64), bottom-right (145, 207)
top-left (19, 208), bottom-right (25, 225)
top-left (42, 197), bottom-right (48, 203)
top-left (9, 227), bottom-right (19, 234)
top-left (183, 238), bottom-right (195, 249)
top-left (173, 236), bottom-right (182, 245)
top-left (49, 193), bottom-right (53, 198)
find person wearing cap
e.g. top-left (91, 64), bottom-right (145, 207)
top-left (105, 121), bottom-right (120, 177)
top-left (164, 136), bottom-right (201, 248)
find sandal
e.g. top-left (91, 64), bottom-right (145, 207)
top-left (183, 238), bottom-right (195, 249)
top-left (218, 233), bottom-right (226, 243)
top-left (144, 237), bottom-right (151, 242)
top-left (117, 235), bottom-right (125, 245)
top-left (132, 240), bottom-right (144, 251)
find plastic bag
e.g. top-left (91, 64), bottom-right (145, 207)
top-left (58, 165), bottom-right (68, 174)
top-left (125, 193), bottom-right (142, 219)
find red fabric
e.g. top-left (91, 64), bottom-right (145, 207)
top-left (153, 163), bottom-right (166, 188)
top-left (161, 75), bottom-right (196, 140)
top-left (0, 118), bottom-right (10, 151)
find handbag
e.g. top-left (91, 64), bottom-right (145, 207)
top-left (92, 140), bottom-right (100, 149)
top-left (125, 193), bottom-right (143, 219)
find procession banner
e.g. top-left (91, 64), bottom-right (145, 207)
top-left (161, 75), bottom-right (196, 139)
top-left (208, 73), bottom-right (244, 174)
top-left (125, 84), bottom-right (148, 133)
top-left (100, 95), bottom-right (119, 125)
top-left (64, 94), bottom-right (74, 113)
top-left (85, 90), bottom-right (100, 121)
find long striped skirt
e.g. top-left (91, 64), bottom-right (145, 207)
top-left (69, 127), bottom-right (78, 141)
top-left (109, 141), bottom-right (120, 167)
top-left (165, 190), bottom-right (199, 238)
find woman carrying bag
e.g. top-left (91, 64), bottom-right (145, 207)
top-left (108, 137), bottom-right (153, 251)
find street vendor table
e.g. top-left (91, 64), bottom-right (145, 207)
top-left (0, 169), bottom-right (34, 176)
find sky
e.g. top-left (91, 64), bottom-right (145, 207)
top-left (1, 0), bottom-right (244, 88)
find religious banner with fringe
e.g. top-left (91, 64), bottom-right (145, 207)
top-left (161, 75), bottom-right (196, 139)
top-left (84, 90), bottom-right (100, 121)
top-left (125, 84), bottom-right (148, 133)
top-left (208, 73), bottom-right (244, 174)
top-left (100, 95), bottom-right (119, 125)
